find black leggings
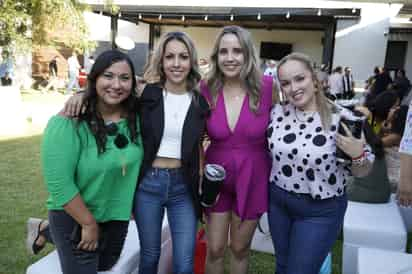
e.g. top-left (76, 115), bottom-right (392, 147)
top-left (47, 210), bottom-right (128, 274)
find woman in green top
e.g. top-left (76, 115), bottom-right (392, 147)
top-left (26, 50), bottom-right (143, 274)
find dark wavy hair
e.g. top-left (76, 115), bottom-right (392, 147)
top-left (367, 90), bottom-right (400, 124)
top-left (391, 105), bottom-right (409, 136)
top-left (78, 50), bottom-right (139, 154)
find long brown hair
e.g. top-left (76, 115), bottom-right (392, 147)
top-left (206, 26), bottom-right (262, 113)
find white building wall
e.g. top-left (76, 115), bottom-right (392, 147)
top-left (83, 11), bottom-right (149, 43)
top-left (333, 3), bottom-right (402, 86)
top-left (160, 26), bottom-right (323, 64)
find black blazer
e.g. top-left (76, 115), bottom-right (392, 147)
top-left (138, 83), bottom-right (209, 218)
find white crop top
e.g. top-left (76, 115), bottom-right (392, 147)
top-left (156, 90), bottom-right (192, 159)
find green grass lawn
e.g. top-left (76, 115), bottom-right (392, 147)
top-left (0, 135), bottom-right (51, 274)
top-left (0, 133), bottom-right (345, 274)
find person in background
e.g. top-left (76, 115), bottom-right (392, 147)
top-left (0, 51), bottom-right (13, 86)
top-left (328, 66), bottom-right (343, 100)
top-left (348, 95), bottom-right (407, 203)
top-left (316, 64), bottom-right (329, 92)
top-left (1, 71), bottom-right (12, 86)
top-left (398, 101), bottom-right (412, 207)
top-left (199, 58), bottom-right (211, 76)
top-left (364, 90), bottom-right (401, 135)
top-left (26, 50), bottom-right (143, 274)
top-left (84, 55), bottom-right (95, 75)
top-left (343, 66), bottom-right (355, 99)
top-left (264, 59), bottom-right (277, 78)
top-left (267, 52), bottom-right (374, 274)
top-left (201, 26), bottom-right (274, 274)
top-left (381, 105), bottom-right (409, 192)
top-left (365, 66), bottom-right (380, 90)
top-left (393, 69), bottom-right (411, 102)
top-left (347, 120), bottom-right (391, 203)
top-left (42, 56), bottom-right (60, 92)
top-left (372, 67), bottom-right (392, 98)
top-left (67, 51), bottom-right (81, 94)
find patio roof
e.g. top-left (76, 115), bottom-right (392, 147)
top-left (88, 4), bottom-right (360, 31)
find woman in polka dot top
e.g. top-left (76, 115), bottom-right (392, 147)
top-left (266, 53), bottom-right (374, 274)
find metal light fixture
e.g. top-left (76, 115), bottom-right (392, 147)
top-left (230, 14), bottom-right (234, 21)
top-left (181, 15), bottom-right (185, 21)
top-left (138, 13), bottom-right (142, 19)
top-left (204, 15), bottom-right (208, 21)
top-left (286, 11), bottom-right (290, 19)
top-left (317, 9), bottom-right (322, 16)
top-left (158, 14), bottom-right (162, 21)
top-left (257, 13), bottom-right (261, 20)
top-left (352, 8), bottom-right (356, 13)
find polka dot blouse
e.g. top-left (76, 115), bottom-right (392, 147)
top-left (267, 103), bottom-right (373, 199)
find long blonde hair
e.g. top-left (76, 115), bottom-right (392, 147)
top-left (277, 52), bottom-right (336, 130)
top-left (144, 31), bottom-right (201, 92)
top-left (206, 26), bottom-right (262, 113)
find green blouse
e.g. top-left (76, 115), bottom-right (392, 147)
top-left (41, 115), bottom-right (143, 222)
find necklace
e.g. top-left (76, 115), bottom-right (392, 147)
top-left (294, 106), bottom-right (316, 123)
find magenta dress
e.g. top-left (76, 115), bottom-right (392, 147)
top-left (201, 76), bottom-right (273, 220)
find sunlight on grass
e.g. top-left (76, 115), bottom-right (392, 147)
top-left (0, 135), bottom-right (52, 274)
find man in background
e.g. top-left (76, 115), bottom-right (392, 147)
top-left (42, 56), bottom-right (60, 92)
top-left (343, 66), bottom-right (355, 99)
top-left (328, 66), bottom-right (344, 100)
top-left (66, 51), bottom-right (80, 94)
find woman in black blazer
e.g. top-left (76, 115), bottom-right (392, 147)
top-left (134, 31), bottom-right (209, 274)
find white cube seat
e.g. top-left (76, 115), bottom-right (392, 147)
top-left (399, 206), bottom-right (412, 233)
top-left (357, 247), bottom-right (412, 274)
top-left (26, 219), bottom-right (171, 274)
top-left (342, 200), bottom-right (407, 274)
top-left (391, 194), bottom-right (412, 232)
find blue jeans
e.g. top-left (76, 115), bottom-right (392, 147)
top-left (267, 184), bottom-right (347, 274)
top-left (133, 167), bottom-right (197, 274)
top-left (48, 210), bottom-right (128, 274)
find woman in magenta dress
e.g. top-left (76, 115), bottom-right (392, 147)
top-left (201, 25), bottom-right (274, 274)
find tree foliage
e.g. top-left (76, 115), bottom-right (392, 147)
top-left (0, 0), bottom-right (98, 54)
top-left (0, 0), bottom-right (32, 54)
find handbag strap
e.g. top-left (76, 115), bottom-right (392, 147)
top-left (256, 217), bottom-right (270, 235)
